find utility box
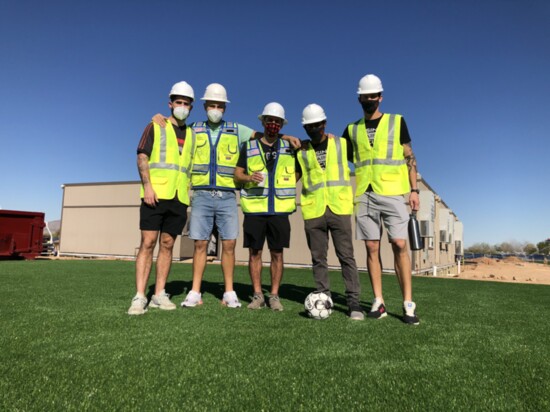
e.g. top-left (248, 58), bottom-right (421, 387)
top-left (0, 210), bottom-right (46, 260)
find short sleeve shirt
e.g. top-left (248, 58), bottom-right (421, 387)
top-left (137, 122), bottom-right (187, 157)
top-left (341, 115), bottom-right (411, 162)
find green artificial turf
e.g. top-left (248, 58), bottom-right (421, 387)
top-left (0, 259), bottom-right (548, 411)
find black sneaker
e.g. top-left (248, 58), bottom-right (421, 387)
top-left (348, 304), bottom-right (365, 321)
top-left (403, 301), bottom-right (420, 325)
top-left (367, 301), bottom-right (388, 319)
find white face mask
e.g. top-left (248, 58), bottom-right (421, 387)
top-left (173, 106), bottom-right (189, 121)
top-left (207, 109), bottom-right (223, 124)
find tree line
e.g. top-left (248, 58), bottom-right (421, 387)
top-left (465, 239), bottom-right (550, 255)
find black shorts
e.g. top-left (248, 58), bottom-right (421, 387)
top-left (243, 214), bottom-right (291, 250)
top-left (140, 197), bottom-right (188, 236)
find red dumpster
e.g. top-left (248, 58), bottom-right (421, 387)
top-left (0, 210), bottom-right (46, 260)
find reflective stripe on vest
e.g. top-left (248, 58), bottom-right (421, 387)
top-left (190, 121), bottom-right (239, 190)
top-left (240, 139), bottom-right (296, 215)
top-left (349, 114), bottom-right (409, 196)
top-left (298, 136), bottom-right (353, 220)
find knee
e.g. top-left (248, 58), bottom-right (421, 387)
top-left (391, 239), bottom-right (407, 254)
top-left (140, 236), bottom-right (157, 251)
top-left (159, 236), bottom-right (175, 250)
top-left (223, 240), bottom-right (236, 254)
top-left (270, 250), bottom-right (283, 262)
top-left (250, 249), bottom-right (262, 260)
top-left (194, 240), bottom-right (208, 253)
top-left (365, 240), bottom-right (379, 254)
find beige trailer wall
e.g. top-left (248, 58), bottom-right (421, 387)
top-left (60, 177), bottom-right (459, 273)
top-left (60, 182), bottom-right (184, 257)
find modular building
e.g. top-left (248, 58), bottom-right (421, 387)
top-left (59, 174), bottom-right (463, 275)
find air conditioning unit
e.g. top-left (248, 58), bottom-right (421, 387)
top-left (419, 220), bottom-right (434, 238)
top-left (455, 240), bottom-right (462, 254)
top-left (439, 230), bottom-right (449, 243)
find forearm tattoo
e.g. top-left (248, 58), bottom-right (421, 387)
top-left (405, 153), bottom-right (417, 173)
top-left (137, 155), bottom-right (150, 184)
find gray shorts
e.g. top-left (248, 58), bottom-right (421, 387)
top-left (355, 192), bottom-right (409, 241)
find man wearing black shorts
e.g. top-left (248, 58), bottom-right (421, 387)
top-left (234, 102), bottom-right (297, 311)
top-left (128, 81), bottom-right (195, 315)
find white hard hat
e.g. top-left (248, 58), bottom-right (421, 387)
top-left (169, 81), bottom-right (194, 100)
top-left (301, 103), bottom-right (327, 125)
top-left (357, 74), bottom-right (383, 94)
top-left (200, 83), bottom-right (230, 103)
top-left (258, 102), bottom-right (287, 124)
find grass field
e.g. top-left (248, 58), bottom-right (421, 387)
top-left (1, 259), bottom-right (549, 411)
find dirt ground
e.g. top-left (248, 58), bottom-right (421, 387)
top-left (453, 256), bottom-right (550, 285)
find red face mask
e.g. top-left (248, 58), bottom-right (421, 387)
top-left (265, 123), bottom-right (282, 137)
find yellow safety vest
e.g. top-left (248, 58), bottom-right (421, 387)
top-left (240, 139), bottom-right (296, 215)
top-left (140, 122), bottom-right (194, 205)
top-left (297, 136), bottom-right (353, 220)
top-left (348, 113), bottom-right (410, 197)
top-left (190, 121), bottom-right (240, 190)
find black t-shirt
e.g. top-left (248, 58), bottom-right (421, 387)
top-left (137, 121), bottom-right (187, 157)
top-left (237, 136), bottom-right (284, 173)
top-left (341, 115), bottom-right (411, 162)
top-left (294, 138), bottom-right (328, 176)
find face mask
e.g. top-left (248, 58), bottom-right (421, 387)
top-left (265, 122), bottom-right (282, 137)
top-left (207, 109), bottom-right (223, 124)
top-left (361, 100), bottom-right (379, 114)
top-left (173, 106), bottom-right (189, 121)
top-left (305, 126), bottom-right (325, 143)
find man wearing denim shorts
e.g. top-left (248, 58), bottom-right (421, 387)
top-left (234, 103), bottom-right (296, 311)
top-left (342, 74), bottom-right (421, 325)
top-left (128, 81), bottom-right (195, 315)
top-left (152, 84), bottom-right (300, 308)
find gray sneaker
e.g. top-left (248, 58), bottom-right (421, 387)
top-left (247, 294), bottom-right (266, 309)
top-left (128, 295), bottom-right (148, 315)
top-left (149, 291), bottom-right (176, 310)
top-left (269, 295), bottom-right (284, 311)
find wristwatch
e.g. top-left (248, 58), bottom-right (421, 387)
top-left (410, 189), bottom-right (420, 193)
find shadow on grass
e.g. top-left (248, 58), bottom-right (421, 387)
top-left (148, 279), bottom-right (354, 315)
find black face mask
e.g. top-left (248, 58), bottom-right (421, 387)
top-left (305, 126), bottom-right (325, 143)
top-left (361, 100), bottom-right (379, 114)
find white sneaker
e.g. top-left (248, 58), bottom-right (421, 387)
top-left (149, 291), bottom-right (176, 310)
top-left (181, 290), bottom-right (203, 307)
top-left (128, 295), bottom-right (148, 315)
top-left (222, 291), bottom-right (242, 308)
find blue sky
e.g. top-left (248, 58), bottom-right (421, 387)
top-left (1, 0), bottom-right (549, 247)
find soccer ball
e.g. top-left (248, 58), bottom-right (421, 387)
top-left (304, 292), bottom-right (333, 320)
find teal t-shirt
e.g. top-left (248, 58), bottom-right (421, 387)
top-left (193, 120), bottom-right (255, 148)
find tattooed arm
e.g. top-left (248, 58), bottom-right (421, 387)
top-left (403, 143), bottom-right (419, 211)
top-left (137, 153), bottom-right (158, 206)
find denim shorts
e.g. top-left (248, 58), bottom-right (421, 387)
top-left (189, 190), bottom-right (239, 240)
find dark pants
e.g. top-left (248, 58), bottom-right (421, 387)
top-left (304, 207), bottom-right (361, 307)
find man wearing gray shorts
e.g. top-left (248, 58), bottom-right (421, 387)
top-left (342, 74), bottom-right (421, 325)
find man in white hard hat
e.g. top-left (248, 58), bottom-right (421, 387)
top-left (152, 84), bottom-right (300, 309)
top-left (234, 103), bottom-right (296, 311)
top-left (342, 74), bottom-right (421, 325)
top-left (128, 81), bottom-right (195, 315)
top-left (296, 104), bottom-right (363, 320)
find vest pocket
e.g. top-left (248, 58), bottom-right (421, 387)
top-left (338, 192), bottom-right (352, 201)
top-left (380, 173), bottom-right (400, 181)
top-left (151, 177), bottom-right (168, 185)
top-left (218, 144), bottom-right (238, 164)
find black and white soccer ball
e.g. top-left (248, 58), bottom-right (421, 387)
top-left (304, 292), bottom-right (333, 320)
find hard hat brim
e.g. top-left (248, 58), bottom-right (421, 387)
top-left (200, 97), bottom-right (230, 103)
top-left (258, 115), bottom-right (288, 125)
